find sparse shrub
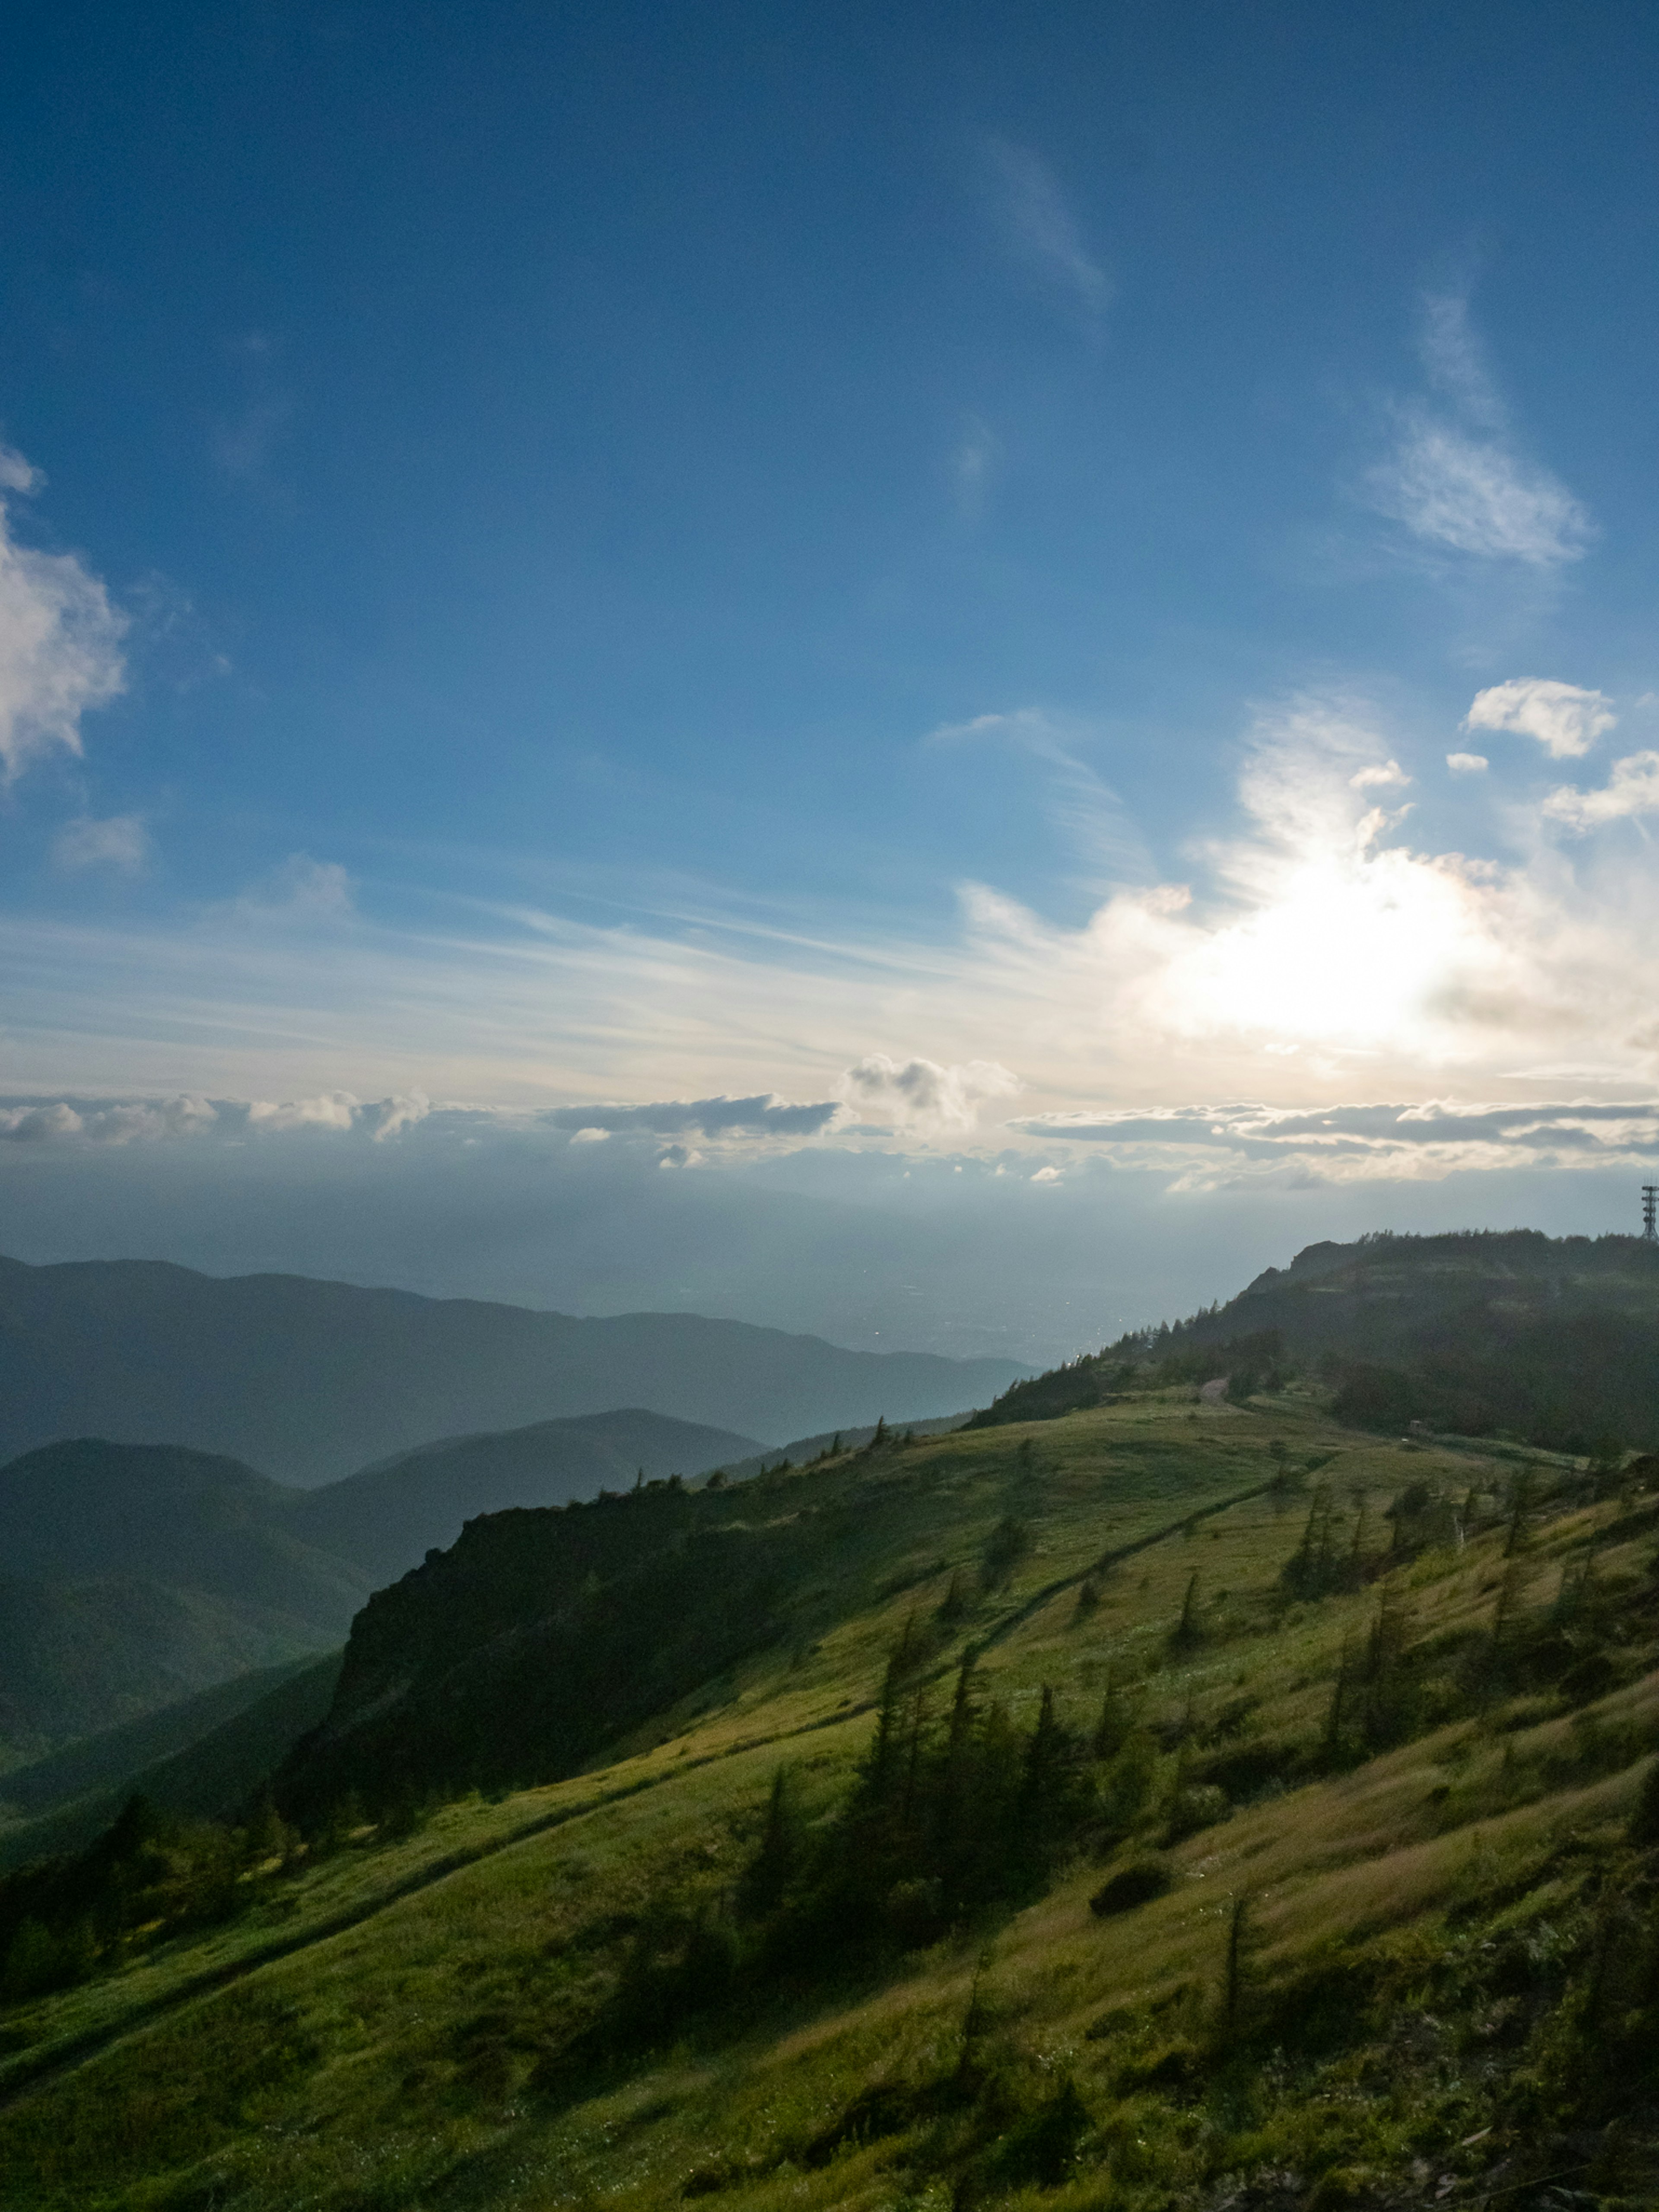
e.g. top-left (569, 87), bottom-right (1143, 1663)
top-left (1089, 1857), bottom-right (1172, 1916)
top-left (1165, 1783), bottom-right (1230, 1843)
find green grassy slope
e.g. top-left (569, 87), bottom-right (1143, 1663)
top-left (0, 1388), bottom-right (1656, 2209)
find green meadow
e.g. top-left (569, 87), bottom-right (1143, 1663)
top-left (2, 1387), bottom-right (1655, 2209)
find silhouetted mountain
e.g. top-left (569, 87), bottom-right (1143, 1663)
top-left (0, 1254), bottom-right (1027, 1483)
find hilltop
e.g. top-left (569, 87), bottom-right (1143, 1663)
top-left (974, 1228), bottom-right (1659, 1454)
top-left (2, 1360), bottom-right (1657, 2209)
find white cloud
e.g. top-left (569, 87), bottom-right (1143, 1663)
top-left (0, 1101), bottom-right (84, 1143)
top-left (0, 451), bottom-right (127, 781)
top-left (1465, 678), bottom-right (1615, 760)
top-left (368, 1091), bottom-right (430, 1141)
top-left (986, 140), bottom-right (1111, 324)
top-left (1349, 760), bottom-right (1408, 790)
top-left (8, 685), bottom-right (1659, 1127)
top-left (1362, 293), bottom-right (1592, 569)
top-left (1542, 751), bottom-right (1659, 832)
top-left (53, 814), bottom-right (151, 874)
top-left (1446, 752), bottom-right (1488, 774)
top-left (838, 1055), bottom-right (1020, 1136)
top-left (0, 445), bottom-right (43, 496)
top-left (246, 1091), bottom-right (359, 1132)
top-left (1417, 291), bottom-right (1501, 421)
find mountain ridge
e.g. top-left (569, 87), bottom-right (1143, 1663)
top-left (0, 1253), bottom-right (1027, 1481)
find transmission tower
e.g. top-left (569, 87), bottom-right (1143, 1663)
top-left (1644, 1185), bottom-right (1658, 1242)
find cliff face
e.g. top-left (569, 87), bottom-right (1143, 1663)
top-left (273, 1476), bottom-right (810, 1818)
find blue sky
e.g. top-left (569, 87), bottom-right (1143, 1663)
top-left (3, 2), bottom-right (1659, 1360)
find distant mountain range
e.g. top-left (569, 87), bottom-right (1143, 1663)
top-left (0, 1254), bottom-right (1027, 1482)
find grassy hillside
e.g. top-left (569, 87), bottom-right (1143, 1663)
top-left (0, 1381), bottom-right (1655, 2208)
top-left (975, 1230), bottom-right (1659, 1456)
top-left (0, 1254), bottom-right (1027, 1480)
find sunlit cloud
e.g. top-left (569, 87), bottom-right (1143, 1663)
top-left (0, 444), bottom-right (127, 782)
top-left (1465, 677), bottom-right (1615, 759)
top-left (7, 692), bottom-right (1659, 1145)
top-left (1543, 751), bottom-right (1659, 832)
top-left (1446, 752), bottom-right (1488, 775)
top-left (838, 1055), bottom-right (1020, 1135)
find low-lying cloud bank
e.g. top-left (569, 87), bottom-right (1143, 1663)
top-left (6, 1085), bottom-right (1658, 1203)
top-left (1014, 1098), bottom-right (1659, 1189)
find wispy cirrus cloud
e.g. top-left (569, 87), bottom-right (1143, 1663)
top-left (928, 706), bottom-right (1152, 880)
top-left (950, 413), bottom-right (997, 521)
top-left (1363, 292), bottom-right (1592, 569)
top-left (53, 814), bottom-right (151, 874)
top-left (985, 139), bottom-right (1112, 327)
top-left (0, 442), bottom-right (127, 782)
